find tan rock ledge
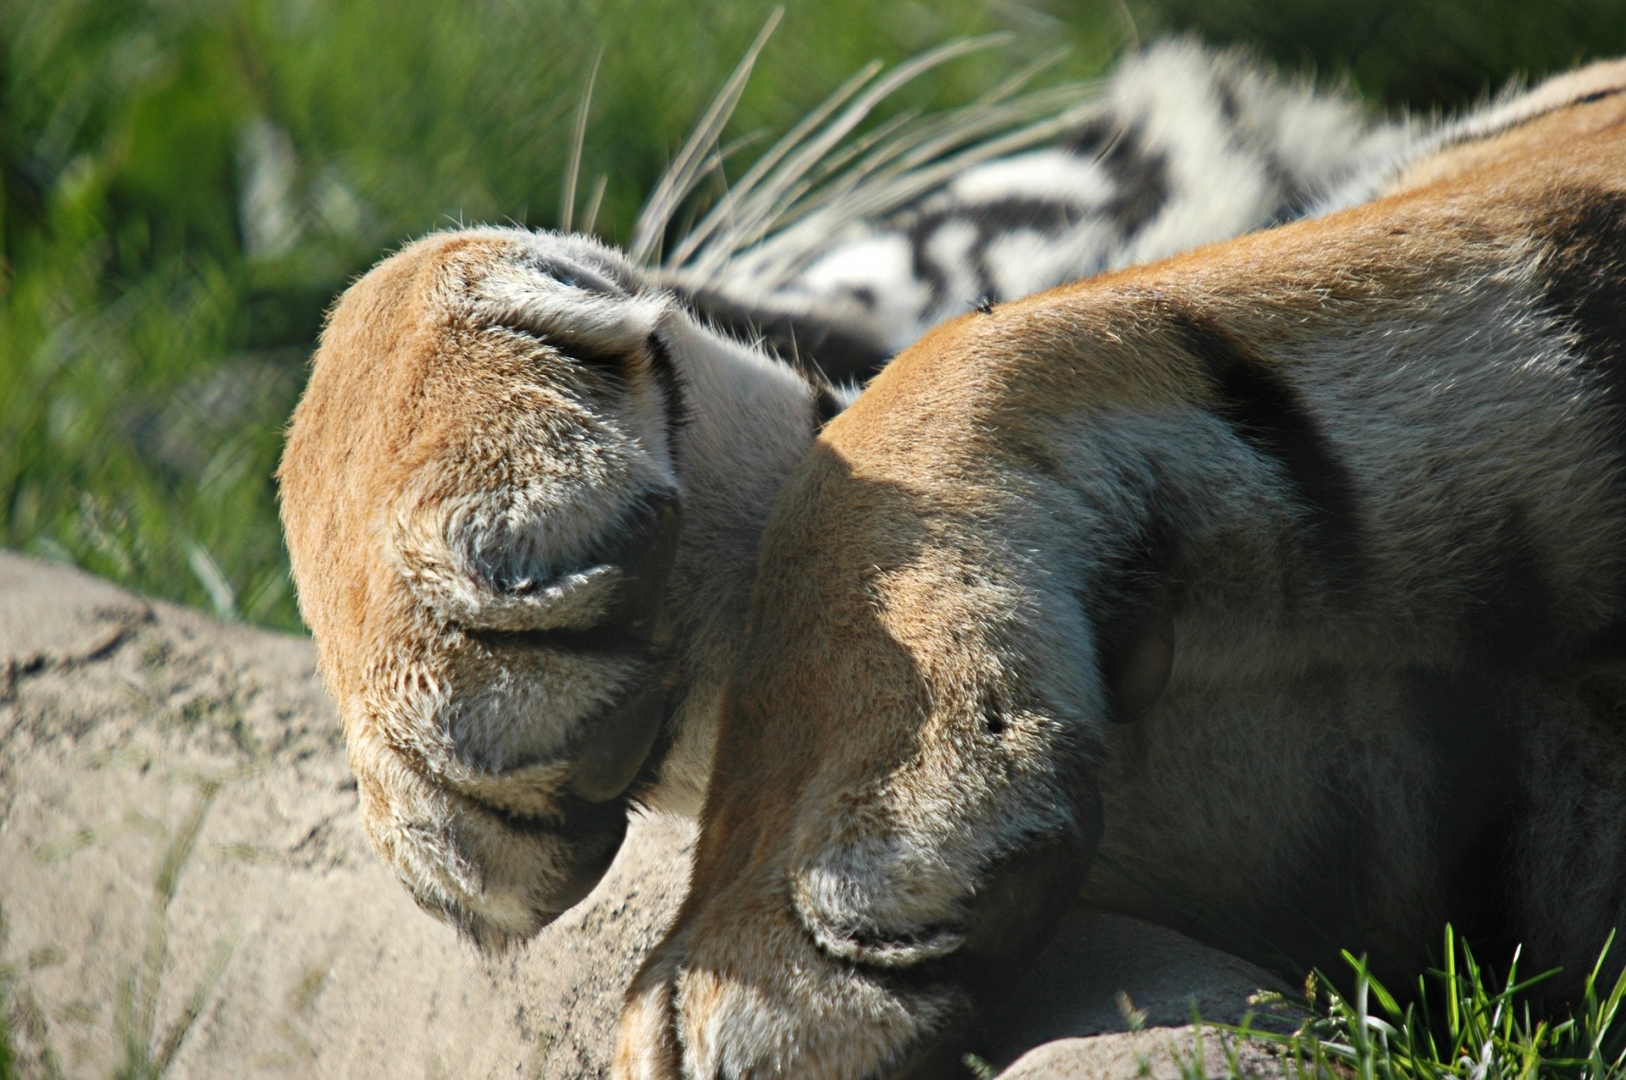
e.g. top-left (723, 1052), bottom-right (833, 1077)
top-left (0, 551), bottom-right (1293, 1078)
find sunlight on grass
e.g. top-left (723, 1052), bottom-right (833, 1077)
top-left (1225, 928), bottom-right (1626, 1080)
top-left (958, 929), bottom-right (1626, 1079)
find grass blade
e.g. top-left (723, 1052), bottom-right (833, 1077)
top-left (559, 49), bottom-right (603, 235)
top-left (630, 7), bottom-right (783, 265)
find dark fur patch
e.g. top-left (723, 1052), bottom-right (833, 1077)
top-left (1082, 498), bottom-right (1182, 723)
top-left (1580, 615), bottom-right (1626, 665)
top-left (513, 326), bottom-right (635, 384)
top-left (625, 688), bottom-right (685, 808)
top-left (1539, 193), bottom-right (1626, 441)
top-left (1410, 668), bottom-right (1522, 965)
top-left (644, 332), bottom-right (690, 442)
top-left (1172, 313), bottom-right (1364, 591)
top-left (1463, 514), bottom-right (1558, 669)
top-left (814, 384), bottom-right (847, 427)
top-left (676, 286), bottom-right (894, 384)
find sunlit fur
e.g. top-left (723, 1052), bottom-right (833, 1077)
top-left (279, 229), bottom-right (816, 946)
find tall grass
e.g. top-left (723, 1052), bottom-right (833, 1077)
top-left (0, 0), bottom-right (1121, 632)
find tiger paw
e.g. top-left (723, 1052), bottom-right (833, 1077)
top-left (279, 227), bottom-right (816, 946)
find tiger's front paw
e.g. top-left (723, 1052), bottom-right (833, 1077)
top-left (282, 227), bottom-right (702, 947)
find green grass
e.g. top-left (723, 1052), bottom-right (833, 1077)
top-left (1220, 928), bottom-right (1626, 1080)
top-left (1204, 928), bottom-right (1626, 1080)
top-left (959, 929), bottom-right (1626, 1079)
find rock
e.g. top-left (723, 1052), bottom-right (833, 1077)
top-left (986, 909), bottom-right (1297, 1050)
top-left (0, 551), bottom-right (1293, 1078)
top-left (996, 1028), bottom-right (1286, 1080)
top-left (979, 910), bottom-right (1299, 1077)
top-left (0, 551), bottom-right (687, 1080)
top-left (0, 552), bottom-right (152, 670)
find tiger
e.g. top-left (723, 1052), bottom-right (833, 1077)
top-left (274, 33), bottom-right (1626, 1080)
top-left (277, 37), bottom-right (1411, 951)
top-left (614, 61), bottom-right (1626, 1078)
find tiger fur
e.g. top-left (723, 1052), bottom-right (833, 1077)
top-left (278, 38), bottom-right (1413, 949)
top-left (615, 60), bottom-right (1626, 1078)
top-left (668, 37), bottom-right (1416, 382)
top-left (274, 36), bottom-right (1626, 1080)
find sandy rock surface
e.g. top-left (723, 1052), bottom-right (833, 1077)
top-left (995, 1028), bottom-right (1287, 1080)
top-left (0, 552), bottom-right (1292, 1078)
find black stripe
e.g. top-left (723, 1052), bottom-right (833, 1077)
top-left (1066, 119), bottom-right (1171, 244)
top-left (965, 198), bottom-right (1079, 302)
top-left (1539, 193), bottom-right (1626, 442)
top-left (1173, 312), bottom-right (1364, 590)
top-left (674, 286), bottom-right (894, 384)
top-left (468, 623), bottom-right (658, 660)
top-left (1575, 87), bottom-right (1626, 107)
top-left (644, 332), bottom-right (691, 444)
top-left (893, 121), bottom-right (1172, 314)
top-left (904, 213), bottom-right (955, 313)
top-left (512, 326), bottom-right (635, 384)
top-left (1444, 86), bottom-right (1626, 153)
top-left (901, 201), bottom-right (1074, 315)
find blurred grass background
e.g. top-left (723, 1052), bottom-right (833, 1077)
top-left (3, 0), bottom-right (1624, 633)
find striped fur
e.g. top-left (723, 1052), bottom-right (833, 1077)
top-left (672, 38), bottom-right (1416, 382)
top-left (277, 38), bottom-right (1626, 1077)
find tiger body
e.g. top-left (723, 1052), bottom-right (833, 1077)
top-left (275, 39), bottom-right (1626, 1080)
top-left (618, 64), bottom-right (1626, 1077)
